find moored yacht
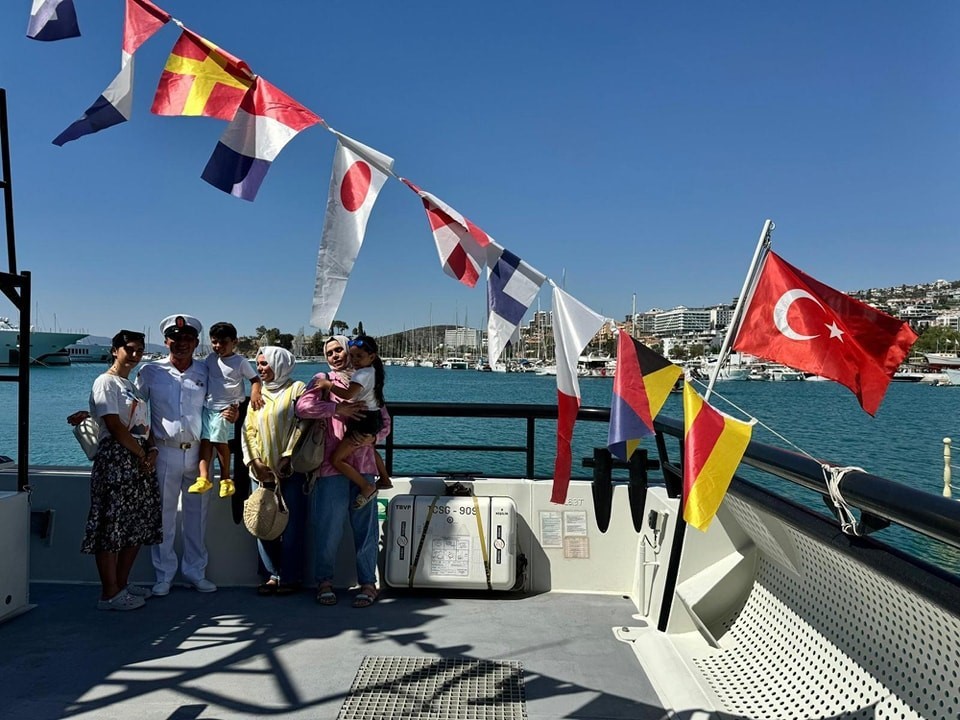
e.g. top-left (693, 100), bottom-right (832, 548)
top-left (0, 317), bottom-right (86, 367)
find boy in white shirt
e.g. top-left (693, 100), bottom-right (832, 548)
top-left (189, 322), bottom-right (262, 497)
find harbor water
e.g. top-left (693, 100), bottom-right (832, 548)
top-left (2, 362), bottom-right (959, 573)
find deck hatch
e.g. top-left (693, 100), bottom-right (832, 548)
top-left (338, 656), bottom-right (527, 720)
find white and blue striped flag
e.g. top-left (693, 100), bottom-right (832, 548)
top-left (486, 245), bottom-right (545, 367)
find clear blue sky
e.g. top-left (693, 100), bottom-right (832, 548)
top-left (1, 1), bottom-right (958, 341)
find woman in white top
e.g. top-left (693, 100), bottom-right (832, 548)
top-left (79, 330), bottom-right (163, 611)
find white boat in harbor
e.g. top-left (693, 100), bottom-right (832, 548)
top-left (440, 357), bottom-right (469, 369)
top-left (577, 354), bottom-right (615, 378)
top-left (65, 342), bottom-right (112, 364)
top-left (0, 317), bottom-right (86, 367)
top-left (766, 364), bottom-right (806, 381)
top-left (942, 368), bottom-right (960, 386)
top-left (923, 352), bottom-right (960, 368)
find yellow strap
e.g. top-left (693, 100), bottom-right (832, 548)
top-left (408, 496), bottom-right (440, 587)
top-left (472, 495), bottom-right (492, 591)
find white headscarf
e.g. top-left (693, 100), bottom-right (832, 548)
top-left (324, 335), bottom-right (353, 383)
top-left (257, 346), bottom-right (296, 391)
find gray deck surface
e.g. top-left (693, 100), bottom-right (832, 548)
top-left (0, 583), bottom-right (667, 720)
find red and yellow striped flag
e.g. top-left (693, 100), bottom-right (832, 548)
top-left (151, 29), bottom-right (253, 120)
top-left (682, 382), bottom-right (754, 531)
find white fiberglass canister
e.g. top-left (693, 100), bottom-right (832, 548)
top-left (385, 495), bottom-right (517, 590)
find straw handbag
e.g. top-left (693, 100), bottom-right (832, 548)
top-left (242, 474), bottom-right (288, 541)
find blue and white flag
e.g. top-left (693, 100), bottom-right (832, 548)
top-left (486, 244), bottom-right (545, 366)
top-left (27, 0), bottom-right (80, 41)
top-left (53, 57), bottom-right (134, 146)
top-left (52, 1), bottom-right (170, 146)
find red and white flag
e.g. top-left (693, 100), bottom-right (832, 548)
top-left (311, 132), bottom-right (394, 331)
top-left (733, 250), bottom-right (918, 415)
top-left (403, 180), bottom-right (491, 287)
top-left (551, 284), bottom-right (606, 504)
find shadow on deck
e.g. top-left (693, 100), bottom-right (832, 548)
top-left (0, 584), bottom-right (674, 720)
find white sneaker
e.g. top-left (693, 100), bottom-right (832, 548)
top-left (151, 581), bottom-right (171, 597)
top-left (125, 585), bottom-right (152, 599)
top-left (189, 578), bottom-right (217, 593)
top-left (97, 589), bottom-right (145, 611)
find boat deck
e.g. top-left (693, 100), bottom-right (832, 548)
top-left (0, 583), bottom-right (666, 720)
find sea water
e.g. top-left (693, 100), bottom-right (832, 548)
top-left (2, 363), bottom-right (958, 572)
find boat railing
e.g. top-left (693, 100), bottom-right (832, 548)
top-left (381, 401), bottom-right (960, 558)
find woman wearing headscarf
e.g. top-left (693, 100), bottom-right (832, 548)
top-left (295, 335), bottom-right (391, 608)
top-left (241, 346), bottom-right (308, 595)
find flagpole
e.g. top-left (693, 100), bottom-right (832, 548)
top-left (704, 219), bottom-right (774, 401)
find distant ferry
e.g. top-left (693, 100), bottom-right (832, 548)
top-left (66, 342), bottom-right (112, 364)
top-left (0, 317), bottom-right (86, 367)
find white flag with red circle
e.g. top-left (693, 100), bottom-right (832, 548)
top-left (311, 132), bottom-right (394, 331)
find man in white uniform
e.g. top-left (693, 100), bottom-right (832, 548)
top-left (136, 314), bottom-right (234, 596)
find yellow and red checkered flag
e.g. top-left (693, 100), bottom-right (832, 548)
top-left (682, 381), bottom-right (754, 531)
top-left (151, 28), bottom-right (254, 120)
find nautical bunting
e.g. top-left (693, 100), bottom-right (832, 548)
top-left (607, 329), bottom-right (682, 461)
top-left (486, 245), bottom-right (545, 367)
top-left (311, 132), bottom-right (395, 331)
top-left (682, 381), bottom-right (754, 531)
top-left (551, 284), bottom-right (606, 504)
top-left (403, 180), bottom-right (491, 288)
top-left (53, 0), bottom-right (171, 146)
top-left (123, 0), bottom-right (171, 56)
top-left (152, 29), bottom-right (254, 120)
top-left (27, 0), bottom-right (80, 41)
top-left (201, 77), bottom-right (322, 201)
top-left (733, 250), bottom-right (918, 415)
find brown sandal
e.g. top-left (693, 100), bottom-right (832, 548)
top-left (352, 584), bottom-right (378, 608)
top-left (316, 583), bottom-right (338, 605)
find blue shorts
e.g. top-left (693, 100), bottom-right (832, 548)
top-left (202, 408), bottom-right (234, 443)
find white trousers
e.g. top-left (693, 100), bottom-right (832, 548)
top-left (152, 444), bottom-right (209, 584)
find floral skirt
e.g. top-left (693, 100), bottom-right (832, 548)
top-left (80, 437), bottom-right (163, 554)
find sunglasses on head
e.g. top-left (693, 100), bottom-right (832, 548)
top-left (348, 338), bottom-right (368, 349)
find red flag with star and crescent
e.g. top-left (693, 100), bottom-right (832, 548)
top-left (732, 250), bottom-right (917, 415)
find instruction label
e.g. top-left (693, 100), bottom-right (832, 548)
top-left (429, 536), bottom-right (471, 576)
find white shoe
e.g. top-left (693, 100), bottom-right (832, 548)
top-left (97, 589), bottom-right (145, 611)
top-left (125, 585), bottom-right (152, 599)
top-left (189, 578), bottom-right (217, 593)
top-left (151, 581), bottom-right (171, 597)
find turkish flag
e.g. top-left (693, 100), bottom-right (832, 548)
top-left (733, 251), bottom-right (917, 415)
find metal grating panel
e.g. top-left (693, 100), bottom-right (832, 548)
top-left (690, 495), bottom-right (960, 720)
top-left (338, 656), bottom-right (527, 720)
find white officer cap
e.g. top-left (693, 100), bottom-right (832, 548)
top-left (160, 314), bottom-right (203, 339)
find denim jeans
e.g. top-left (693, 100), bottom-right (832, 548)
top-left (310, 473), bottom-right (378, 587)
top-left (255, 472), bottom-right (308, 585)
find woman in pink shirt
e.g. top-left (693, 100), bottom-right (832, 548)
top-left (295, 335), bottom-right (391, 608)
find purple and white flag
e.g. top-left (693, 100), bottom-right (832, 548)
top-left (486, 244), bottom-right (545, 366)
top-left (27, 0), bottom-right (80, 41)
top-left (311, 132), bottom-right (394, 331)
top-left (201, 77), bottom-right (322, 201)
